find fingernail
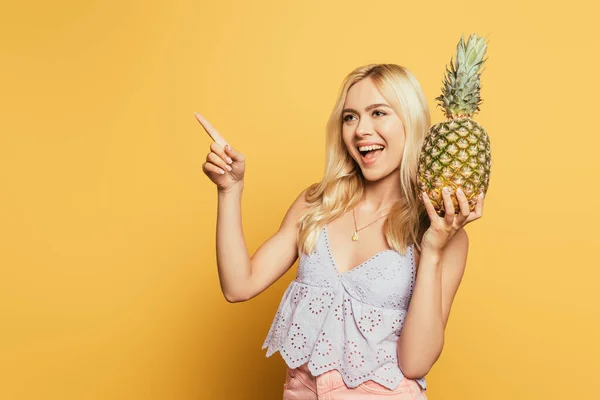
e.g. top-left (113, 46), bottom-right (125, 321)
top-left (226, 164), bottom-right (232, 171)
top-left (226, 156), bottom-right (233, 164)
top-left (443, 187), bottom-right (449, 194)
top-left (457, 188), bottom-right (464, 196)
top-left (422, 191), bottom-right (428, 198)
top-left (225, 144), bottom-right (230, 151)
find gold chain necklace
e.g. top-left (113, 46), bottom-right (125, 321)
top-left (351, 207), bottom-right (390, 242)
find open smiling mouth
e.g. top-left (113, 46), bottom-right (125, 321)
top-left (358, 146), bottom-right (385, 164)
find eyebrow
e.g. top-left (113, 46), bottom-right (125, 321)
top-left (342, 103), bottom-right (392, 115)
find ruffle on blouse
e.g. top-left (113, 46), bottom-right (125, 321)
top-left (262, 280), bottom-right (427, 391)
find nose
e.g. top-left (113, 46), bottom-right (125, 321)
top-left (355, 118), bottom-right (374, 137)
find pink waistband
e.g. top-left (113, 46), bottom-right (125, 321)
top-left (287, 363), bottom-right (348, 392)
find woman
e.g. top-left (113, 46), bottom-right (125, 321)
top-left (198, 63), bottom-right (484, 399)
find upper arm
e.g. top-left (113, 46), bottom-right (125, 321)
top-left (237, 187), bottom-right (311, 301)
top-left (439, 228), bottom-right (469, 328)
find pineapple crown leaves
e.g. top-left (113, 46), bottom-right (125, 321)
top-left (435, 33), bottom-right (489, 118)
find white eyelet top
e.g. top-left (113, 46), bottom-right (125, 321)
top-left (261, 225), bottom-right (427, 391)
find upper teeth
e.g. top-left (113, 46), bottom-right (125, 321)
top-left (358, 145), bottom-right (384, 151)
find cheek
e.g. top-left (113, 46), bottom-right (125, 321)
top-left (342, 131), bottom-right (355, 153)
top-left (392, 142), bottom-right (406, 157)
top-left (382, 125), bottom-right (407, 155)
top-left (384, 140), bottom-right (406, 164)
top-left (382, 118), bottom-right (405, 139)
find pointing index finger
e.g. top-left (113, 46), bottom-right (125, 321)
top-left (194, 112), bottom-right (229, 147)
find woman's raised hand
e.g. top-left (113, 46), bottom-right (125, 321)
top-left (195, 112), bottom-right (246, 192)
top-left (420, 187), bottom-right (485, 253)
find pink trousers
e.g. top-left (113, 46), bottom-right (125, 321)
top-left (282, 363), bottom-right (428, 399)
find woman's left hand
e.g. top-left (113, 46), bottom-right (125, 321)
top-left (420, 187), bottom-right (485, 253)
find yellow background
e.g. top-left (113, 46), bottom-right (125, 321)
top-left (1, 0), bottom-right (598, 399)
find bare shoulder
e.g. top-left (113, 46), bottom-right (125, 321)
top-left (280, 185), bottom-right (313, 225)
top-left (289, 186), bottom-right (312, 216)
top-left (277, 185), bottom-right (314, 243)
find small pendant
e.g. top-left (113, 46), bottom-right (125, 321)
top-left (352, 231), bottom-right (359, 242)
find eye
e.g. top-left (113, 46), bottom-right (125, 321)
top-left (342, 110), bottom-right (386, 123)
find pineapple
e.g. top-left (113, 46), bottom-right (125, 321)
top-left (417, 33), bottom-right (491, 216)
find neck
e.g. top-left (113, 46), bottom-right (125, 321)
top-left (359, 169), bottom-right (403, 213)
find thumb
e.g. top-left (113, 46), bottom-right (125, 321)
top-left (224, 144), bottom-right (245, 162)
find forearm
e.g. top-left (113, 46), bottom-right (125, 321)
top-left (397, 248), bottom-right (445, 378)
top-left (216, 182), bottom-right (251, 302)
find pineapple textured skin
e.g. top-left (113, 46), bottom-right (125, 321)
top-left (417, 117), bottom-right (490, 215)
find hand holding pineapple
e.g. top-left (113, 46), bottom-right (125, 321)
top-left (420, 185), bottom-right (484, 253)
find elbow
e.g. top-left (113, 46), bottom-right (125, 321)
top-left (398, 339), bottom-right (444, 380)
top-left (401, 364), bottom-right (431, 381)
top-left (398, 357), bottom-right (424, 380)
top-left (223, 291), bottom-right (249, 303)
top-left (400, 356), bottom-right (435, 380)
top-left (222, 287), bottom-right (251, 303)
top-left (220, 279), bottom-right (251, 302)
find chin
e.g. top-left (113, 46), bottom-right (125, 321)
top-left (358, 166), bottom-right (384, 181)
top-left (359, 164), bottom-right (401, 182)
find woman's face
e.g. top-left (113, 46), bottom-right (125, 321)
top-left (341, 77), bottom-right (406, 181)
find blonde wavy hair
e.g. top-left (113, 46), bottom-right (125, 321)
top-left (296, 64), bottom-right (431, 256)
